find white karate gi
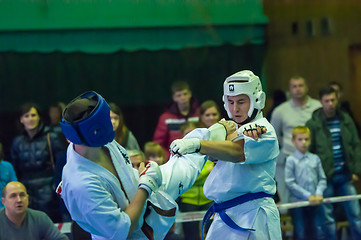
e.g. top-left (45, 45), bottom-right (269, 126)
top-left (203, 117), bottom-right (282, 240)
top-left (62, 129), bottom-right (210, 240)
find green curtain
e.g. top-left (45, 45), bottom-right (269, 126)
top-left (0, 0), bottom-right (267, 52)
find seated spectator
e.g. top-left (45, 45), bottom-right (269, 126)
top-left (0, 142), bottom-right (17, 209)
top-left (144, 141), bottom-right (166, 166)
top-left (0, 181), bottom-right (68, 240)
top-left (109, 102), bottom-right (140, 150)
top-left (10, 102), bottom-right (67, 222)
top-left (198, 100), bottom-right (221, 128)
top-left (127, 149), bottom-right (145, 170)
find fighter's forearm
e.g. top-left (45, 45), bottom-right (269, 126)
top-left (125, 189), bottom-right (148, 236)
top-left (199, 140), bottom-right (245, 163)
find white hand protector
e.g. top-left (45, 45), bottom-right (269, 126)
top-left (170, 138), bottom-right (201, 156)
top-left (138, 161), bottom-right (162, 196)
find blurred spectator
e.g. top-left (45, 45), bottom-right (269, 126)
top-left (144, 141), bottom-right (166, 165)
top-left (270, 76), bottom-right (321, 204)
top-left (198, 100), bottom-right (221, 128)
top-left (49, 102), bottom-right (65, 128)
top-left (329, 81), bottom-right (360, 135)
top-left (153, 81), bottom-right (199, 159)
top-left (0, 142), bottom-right (17, 209)
top-left (127, 149), bottom-right (145, 170)
top-left (178, 121), bottom-right (214, 240)
top-left (0, 181), bottom-right (68, 240)
top-left (10, 102), bottom-right (67, 222)
top-left (109, 102), bottom-right (140, 151)
top-left (306, 85), bottom-right (361, 240)
top-left (285, 126), bottom-right (326, 240)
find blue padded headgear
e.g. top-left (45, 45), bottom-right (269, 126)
top-left (60, 91), bottom-right (115, 147)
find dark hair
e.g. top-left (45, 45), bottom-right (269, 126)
top-left (50, 103), bottom-right (64, 113)
top-left (329, 81), bottom-right (343, 91)
top-left (319, 85), bottom-right (336, 99)
top-left (20, 102), bottom-right (40, 118)
top-left (171, 81), bottom-right (190, 94)
top-left (63, 98), bottom-right (97, 123)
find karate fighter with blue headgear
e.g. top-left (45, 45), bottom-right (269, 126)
top-left (170, 70), bottom-right (282, 239)
top-left (58, 91), bottom-right (228, 240)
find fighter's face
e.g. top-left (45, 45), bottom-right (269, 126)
top-left (20, 107), bottom-right (40, 131)
top-left (289, 78), bottom-right (308, 100)
top-left (110, 111), bottom-right (120, 131)
top-left (292, 133), bottom-right (310, 154)
top-left (227, 94), bottom-right (250, 124)
top-left (321, 92), bottom-right (338, 118)
top-left (200, 106), bottom-right (220, 128)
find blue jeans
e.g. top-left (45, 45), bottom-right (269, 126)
top-left (290, 205), bottom-right (324, 240)
top-left (321, 174), bottom-right (361, 240)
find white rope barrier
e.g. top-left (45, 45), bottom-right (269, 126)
top-left (55, 194), bottom-right (361, 233)
top-left (277, 194), bottom-right (361, 210)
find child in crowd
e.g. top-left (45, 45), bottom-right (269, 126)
top-left (143, 142), bottom-right (166, 166)
top-left (285, 126), bottom-right (327, 240)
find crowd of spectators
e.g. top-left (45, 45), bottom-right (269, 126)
top-left (0, 77), bottom-right (360, 240)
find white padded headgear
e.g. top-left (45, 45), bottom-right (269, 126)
top-left (223, 70), bottom-right (266, 119)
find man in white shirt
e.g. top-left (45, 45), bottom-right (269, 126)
top-left (270, 76), bottom-right (321, 204)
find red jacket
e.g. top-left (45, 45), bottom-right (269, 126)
top-left (153, 98), bottom-right (199, 159)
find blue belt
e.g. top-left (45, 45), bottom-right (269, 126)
top-left (201, 192), bottom-right (273, 240)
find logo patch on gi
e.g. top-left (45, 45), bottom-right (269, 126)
top-left (229, 84), bottom-right (235, 92)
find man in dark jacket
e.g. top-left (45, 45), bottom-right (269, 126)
top-left (306, 85), bottom-right (361, 240)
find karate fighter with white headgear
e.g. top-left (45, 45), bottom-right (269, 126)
top-left (58, 91), bottom-right (227, 240)
top-left (170, 70), bottom-right (282, 239)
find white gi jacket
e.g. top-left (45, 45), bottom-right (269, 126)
top-left (203, 117), bottom-right (282, 240)
top-left (62, 129), bottom-right (210, 240)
